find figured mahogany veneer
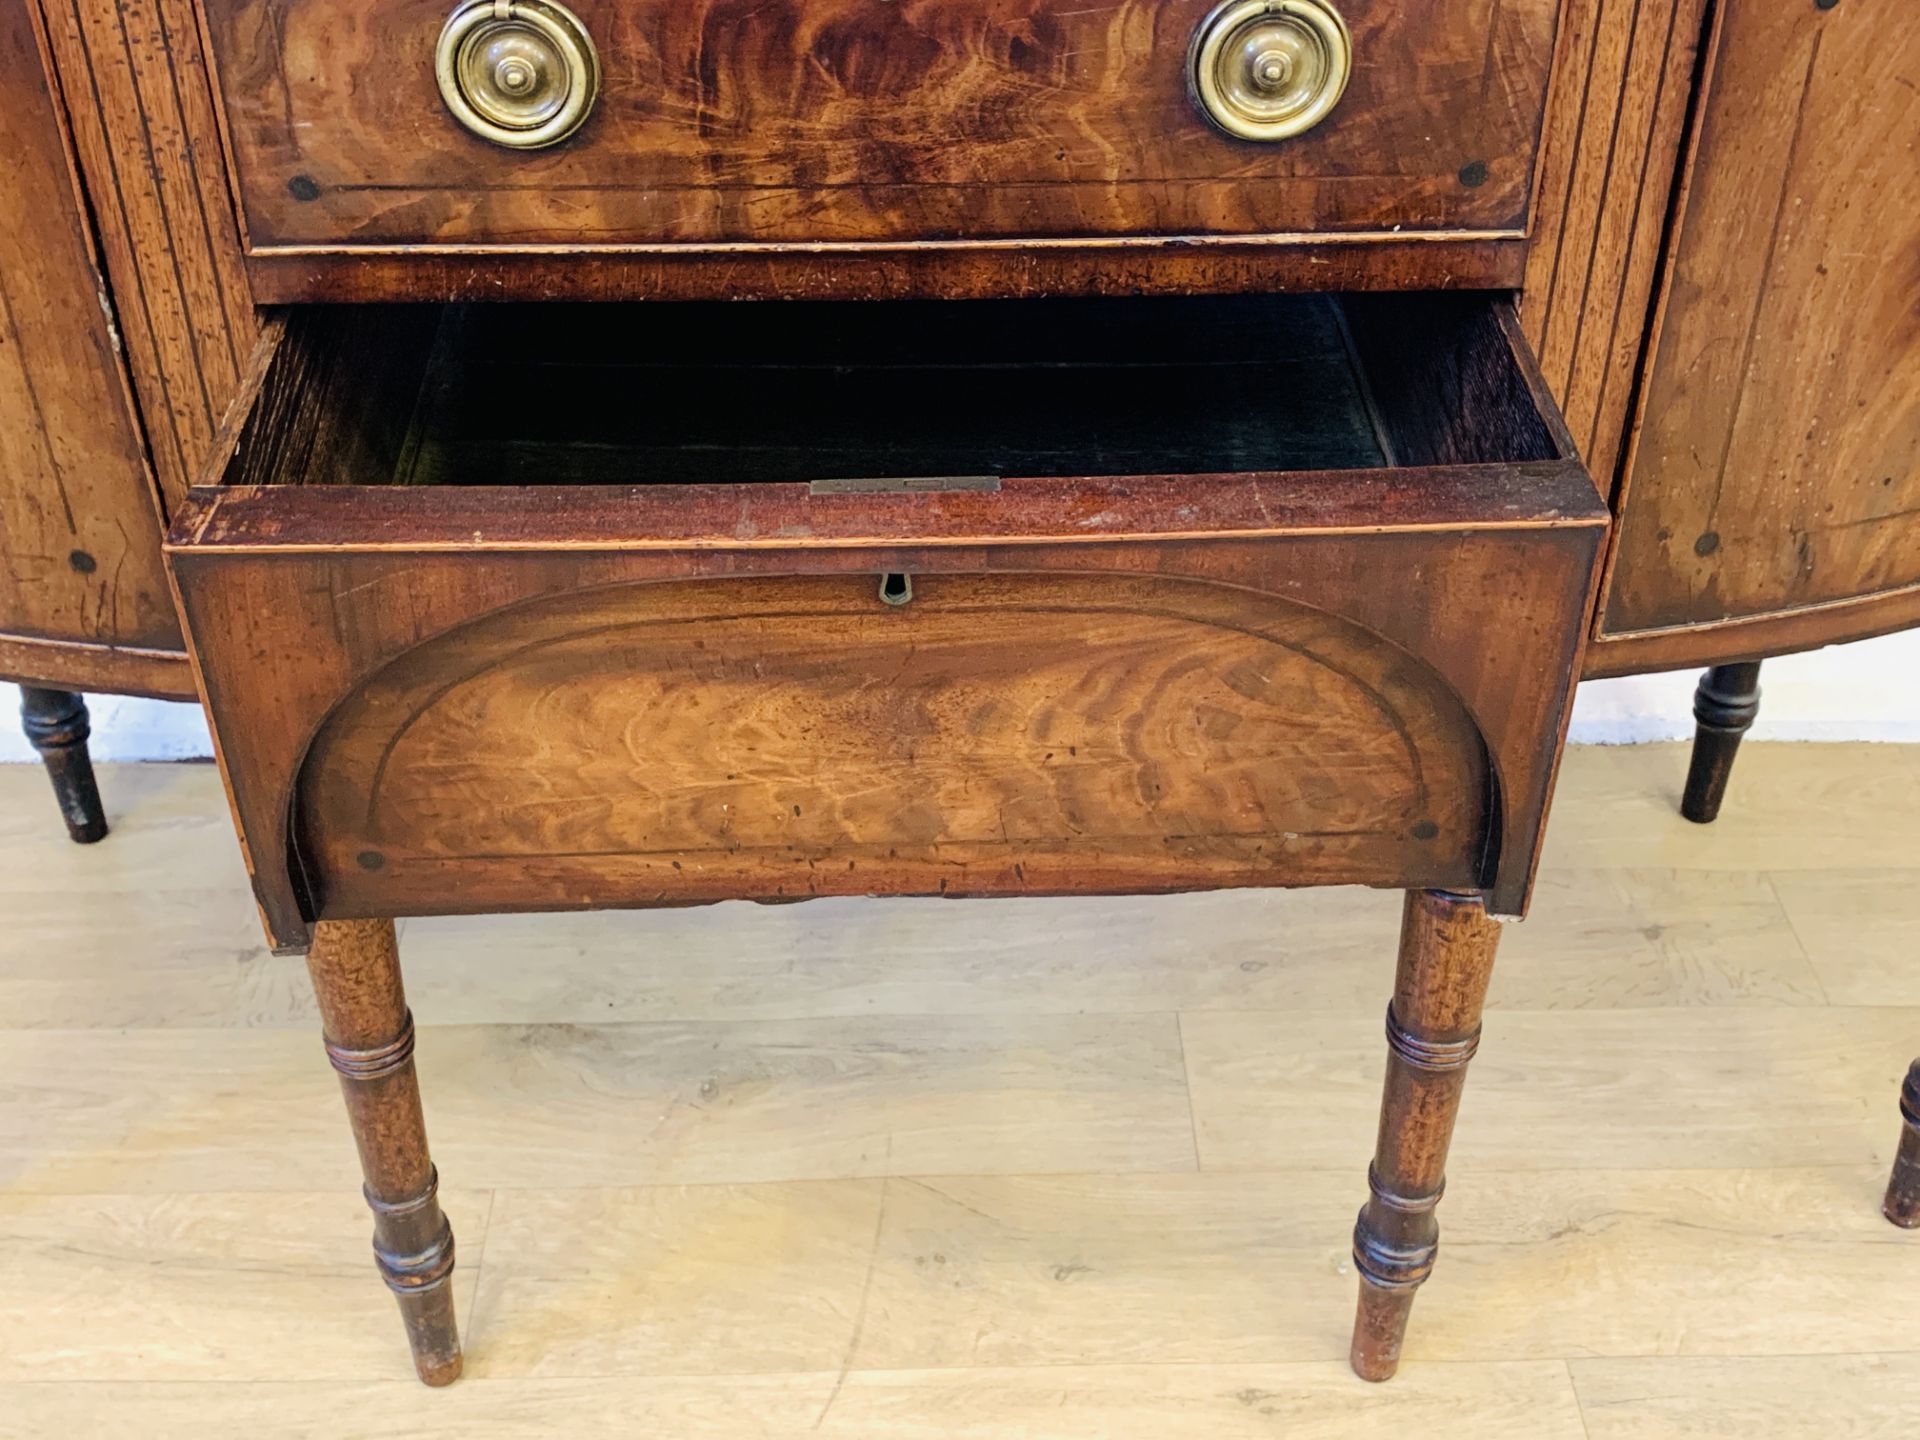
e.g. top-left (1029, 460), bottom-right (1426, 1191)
top-left (296, 570), bottom-right (1499, 913)
top-left (195, 0), bottom-right (1563, 299)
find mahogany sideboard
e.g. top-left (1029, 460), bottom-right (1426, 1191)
top-left (2, 0), bottom-right (1914, 1387)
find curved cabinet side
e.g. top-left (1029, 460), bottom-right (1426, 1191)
top-left (1591, 0), bottom-right (1920, 668)
top-left (0, 0), bottom-right (184, 679)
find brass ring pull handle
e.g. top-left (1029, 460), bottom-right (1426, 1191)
top-left (1189, 0), bottom-right (1352, 142)
top-left (436, 0), bottom-right (600, 149)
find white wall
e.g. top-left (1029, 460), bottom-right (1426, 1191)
top-left (1, 685), bottom-right (213, 761)
top-left (1567, 629), bottom-right (1920, 744)
top-left (4, 629), bottom-right (1918, 762)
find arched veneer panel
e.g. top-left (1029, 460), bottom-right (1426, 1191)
top-left (294, 572), bottom-right (1492, 915)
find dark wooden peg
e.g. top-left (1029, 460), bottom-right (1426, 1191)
top-left (19, 687), bottom-right (108, 843)
top-left (1681, 661), bottom-right (1761, 824)
top-left (1885, 1060), bottom-right (1920, 1229)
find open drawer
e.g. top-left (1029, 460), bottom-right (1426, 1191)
top-left (168, 293), bottom-right (1607, 951)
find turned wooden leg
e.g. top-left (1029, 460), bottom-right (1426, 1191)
top-left (307, 918), bottom-right (462, 1385)
top-left (19, 687), bottom-right (108, 843)
top-left (1350, 889), bottom-right (1502, 1382)
top-left (1681, 661), bottom-right (1762, 824)
top-left (1885, 1060), bottom-right (1920, 1229)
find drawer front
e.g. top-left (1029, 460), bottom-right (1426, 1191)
top-left (299, 569), bottom-right (1495, 909)
top-left (204, 0), bottom-right (1558, 252)
top-left (168, 295), bottom-right (1604, 951)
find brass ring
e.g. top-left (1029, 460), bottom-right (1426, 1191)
top-left (1190, 0), bottom-right (1352, 143)
top-left (435, 0), bottom-right (600, 150)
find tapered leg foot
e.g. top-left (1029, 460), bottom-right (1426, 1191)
top-left (370, 1163), bottom-right (461, 1385)
top-left (1349, 890), bottom-right (1502, 1382)
top-left (19, 687), bottom-right (107, 843)
top-left (1681, 662), bottom-right (1762, 824)
top-left (308, 919), bottom-right (462, 1385)
top-left (1885, 1061), bottom-right (1920, 1229)
top-left (1351, 1271), bottom-right (1419, 1382)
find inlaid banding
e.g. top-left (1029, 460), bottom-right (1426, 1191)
top-left (326, 1010), bottom-right (417, 1081)
top-left (1384, 1005), bottom-right (1479, 1071)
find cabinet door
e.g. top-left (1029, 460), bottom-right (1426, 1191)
top-left (0, 0), bottom-right (189, 696)
top-left (1587, 0), bottom-right (1920, 674)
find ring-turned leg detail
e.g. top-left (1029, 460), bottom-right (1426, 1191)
top-left (307, 918), bottom-right (462, 1385)
top-left (1681, 661), bottom-right (1762, 824)
top-left (1885, 1060), bottom-right (1920, 1229)
top-left (1350, 889), bottom-right (1501, 1381)
top-left (19, 687), bottom-right (108, 843)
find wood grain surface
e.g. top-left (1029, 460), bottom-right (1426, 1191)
top-left (31, 0), bottom-right (259, 513)
top-left (1592, 0), bottom-right (1920, 662)
top-left (240, 234), bottom-right (1532, 304)
top-left (0, 0), bottom-right (182, 679)
top-left (0, 1365), bottom-right (1595, 1438)
top-left (1766, 868), bottom-right (1920, 1007)
top-left (1571, 1354), bottom-right (1920, 1440)
top-left (2, 746), bottom-right (1919, 1434)
top-left (0, 635), bottom-right (196, 701)
top-left (199, 0), bottom-right (1558, 252)
top-left (295, 572), bottom-right (1490, 917)
top-left (1520, 0), bottom-right (1710, 492)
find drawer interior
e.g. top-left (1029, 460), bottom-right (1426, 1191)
top-left (226, 292), bottom-right (1568, 496)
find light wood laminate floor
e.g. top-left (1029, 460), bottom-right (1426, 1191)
top-left (2, 743), bottom-right (1917, 1437)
